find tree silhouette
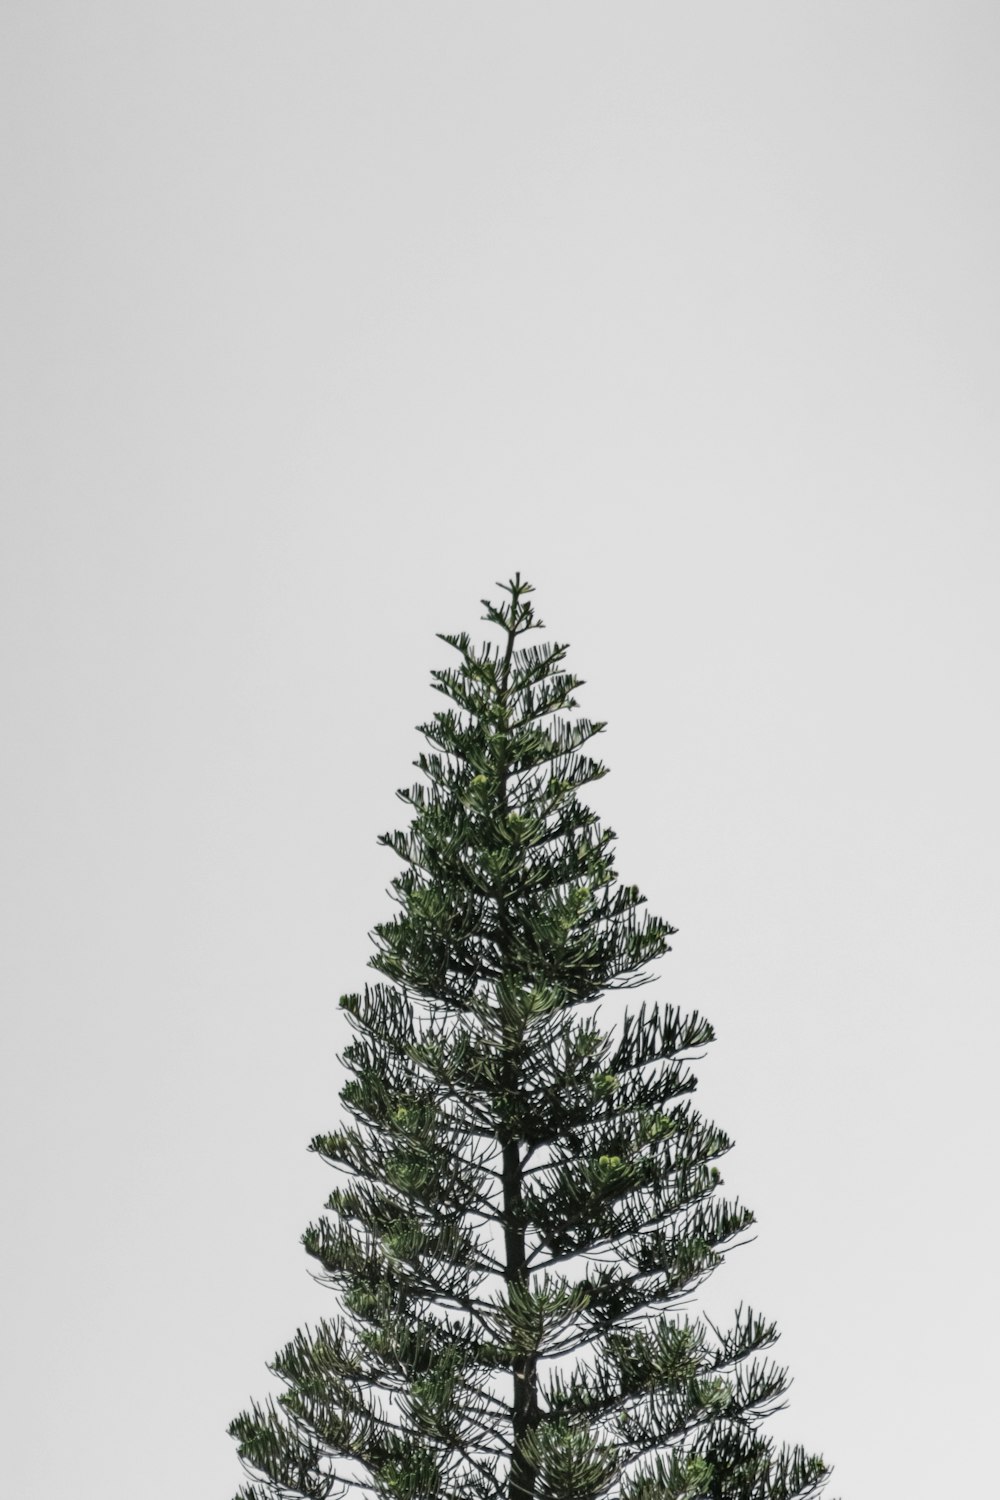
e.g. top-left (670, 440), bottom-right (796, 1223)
top-left (230, 575), bottom-right (835, 1500)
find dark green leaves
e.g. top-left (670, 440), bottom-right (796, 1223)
top-left (230, 577), bottom-right (835, 1500)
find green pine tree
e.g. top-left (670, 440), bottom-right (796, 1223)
top-left (229, 575), bottom-right (835, 1500)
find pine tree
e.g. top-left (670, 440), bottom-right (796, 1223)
top-left (229, 575), bottom-right (835, 1500)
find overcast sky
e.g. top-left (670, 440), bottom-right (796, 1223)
top-left (2, 5), bottom-right (998, 1497)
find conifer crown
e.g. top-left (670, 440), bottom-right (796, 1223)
top-left (229, 575), bottom-right (835, 1500)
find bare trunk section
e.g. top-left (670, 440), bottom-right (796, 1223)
top-left (502, 1135), bottom-right (538, 1500)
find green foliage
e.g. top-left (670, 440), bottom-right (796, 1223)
top-left (230, 576), bottom-right (835, 1500)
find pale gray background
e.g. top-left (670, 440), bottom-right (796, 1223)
top-left (2, 4), bottom-right (998, 1496)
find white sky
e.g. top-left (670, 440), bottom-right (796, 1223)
top-left (2, 5), bottom-right (998, 1496)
